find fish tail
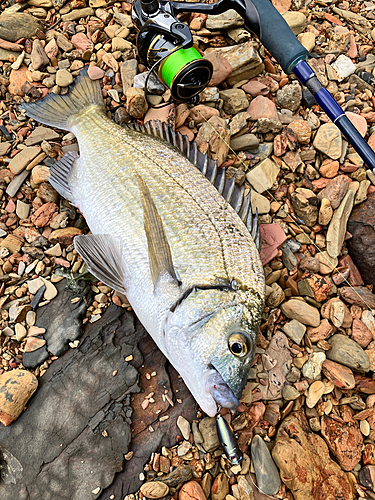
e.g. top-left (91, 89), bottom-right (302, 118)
top-left (20, 66), bottom-right (104, 131)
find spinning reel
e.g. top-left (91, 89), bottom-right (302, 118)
top-left (131, 0), bottom-right (213, 102)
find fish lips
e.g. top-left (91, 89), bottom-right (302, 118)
top-left (205, 368), bottom-right (239, 412)
top-left (210, 353), bottom-right (251, 405)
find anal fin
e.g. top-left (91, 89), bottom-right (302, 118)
top-left (49, 151), bottom-right (78, 203)
top-left (74, 234), bottom-right (127, 294)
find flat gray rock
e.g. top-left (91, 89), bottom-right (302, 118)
top-left (0, 306), bottom-right (141, 500)
top-left (0, 13), bottom-right (41, 42)
top-left (251, 434), bottom-right (281, 495)
top-left (326, 334), bottom-right (370, 373)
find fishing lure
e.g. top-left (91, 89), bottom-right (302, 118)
top-left (216, 413), bottom-right (243, 466)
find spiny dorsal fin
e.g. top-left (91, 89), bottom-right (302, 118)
top-left (136, 172), bottom-right (179, 287)
top-left (49, 151), bottom-right (78, 203)
top-left (126, 120), bottom-right (261, 251)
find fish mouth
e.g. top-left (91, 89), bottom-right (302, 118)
top-left (204, 368), bottom-right (239, 412)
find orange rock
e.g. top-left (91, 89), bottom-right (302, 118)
top-left (30, 202), bottom-right (59, 228)
top-left (287, 120), bottom-right (312, 144)
top-left (189, 104), bottom-right (220, 123)
top-left (319, 159), bottom-right (339, 178)
top-left (179, 480), bottom-right (207, 500)
top-left (322, 359), bottom-right (355, 389)
top-left (307, 318), bottom-right (335, 343)
top-left (49, 227), bottom-right (83, 246)
top-left (247, 95), bottom-right (278, 121)
top-left (351, 318), bottom-right (373, 348)
top-left (8, 65), bottom-right (39, 97)
top-left (24, 337), bottom-right (46, 352)
top-left (177, 125), bottom-right (195, 142)
top-left (0, 370), bottom-right (38, 426)
top-left (346, 111), bottom-right (367, 138)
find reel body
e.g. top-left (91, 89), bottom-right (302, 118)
top-left (132, 0), bottom-right (213, 102)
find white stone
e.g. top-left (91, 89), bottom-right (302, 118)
top-left (15, 323), bottom-right (27, 341)
top-left (177, 416), bottom-right (191, 440)
top-left (331, 55), bottom-right (356, 81)
top-left (246, 158), bottom-right (280, 193)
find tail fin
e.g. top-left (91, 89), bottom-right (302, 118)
top-left (20, 66), bottom-right (105, 131)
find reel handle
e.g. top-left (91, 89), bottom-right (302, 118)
top-left (170, 0), bottom-right (309, 73)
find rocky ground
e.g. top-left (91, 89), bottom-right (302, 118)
top-left (2, 0), bottom-right (375, 499)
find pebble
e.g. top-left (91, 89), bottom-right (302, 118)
top-left (56, 69), bottom-right (73, 88)
top-left (0, 370), bottom-right (38, 426)
top-left (331, 54), bottom-right (357, 81)
top-left (322, 359), bottom-right (355, 390)
top-left (306, 380), bottom-right (325, 408)
top-left (204, 51), bottom-right (233, 86)
top-left (220, 89), bottom-right (249, 114)
top-left (282, 319), bottom-right (306, 344)
top-left (236, 476), bottom-right (252, 500)
top-left (179, 481), bottom-right (206, 500)
top-left (26, 311), bottom-right (36, 327)
top-left (246, 158), bottom-right (280, 193)
top-left (139, 481), bottom-right (169, 499)
top-left (281, 299), bottom-right (320, 327)
top-left (199, 417), bottom-right (220, 453)
top-left (313, 123), bottom-right (342, 160)
top-left (16, 200), bottom-right (30, 220)
top-left (177, 416), bottom-right (191, 441)
top-left (88, 66), bottom-right (105, 81)
top-left (299, 32), bottom-right (316, 52)
top-left (302, 351), bottom-right (326, 380)
top-left (211, 473), bottom-right (228, 500)
top-left (282, 11), bottom-right (307, 35)
top-left (326, 189), bottom-right (355, 259)
top-left (251, 435), bottom-right (281, 495)
top-left (247, 95), bottom-right (278, 121)
top-left (275, 82), bottom-right (302, 112)
top-left (326, 334), bottom-right (370, 373)
top-left (287, 119), bottom-right (312, 144)
top-left (282, 385), bottom-right (301, 400)
top-left (230, 134), bottom-right (259, 152)
top-left (9, 147), bottom-right (40, 175)
top-left (206, 10), bottom-right (244, 30)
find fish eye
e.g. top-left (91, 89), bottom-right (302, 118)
top-left (228, 333), bottom-right (249, 357)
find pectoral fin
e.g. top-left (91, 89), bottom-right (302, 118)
top-left (136, 173), bottom-right (179, 288)
top-left (74, 234), bottom-right (127, 294)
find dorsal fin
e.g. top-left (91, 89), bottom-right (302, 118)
top-left (125, 120), bottom-right (261, 251)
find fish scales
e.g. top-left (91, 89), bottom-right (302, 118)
top-left (74, 110), bottom-right (263, 298)
top-left (21, 69), bottom-right (265, 416)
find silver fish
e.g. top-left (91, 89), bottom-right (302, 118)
top-left (21, 68), bottom-right (265, 417)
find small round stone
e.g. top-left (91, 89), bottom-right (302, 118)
top-left (88, 66), bottom-right (105, 80)
top-left (55, 69), bottom-right (73, 87)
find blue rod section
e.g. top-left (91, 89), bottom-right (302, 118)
top-left (293, 60), bottom-right (375, 173)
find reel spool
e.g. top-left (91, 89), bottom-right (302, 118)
top-left (132, 0), bottom-right (213, 102)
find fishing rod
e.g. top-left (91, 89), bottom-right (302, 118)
top-left (131, 0), bottom-right (375, 173)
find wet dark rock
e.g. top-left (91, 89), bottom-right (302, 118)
top-left (100, 332), bottom-right (196, 498)
top-left (359, 465), bottom-right (375, 491)
top-left (0, 306), bottom-right (141, 500)
top-left (347, 191), bottom-right (375, 287)
top-left (37, 279), bottom-right (89, 356)
top-left (23, 279), bottom-right (89, 368)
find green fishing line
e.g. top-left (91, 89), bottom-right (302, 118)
top-left (160, 47), bottom-right (203, 86)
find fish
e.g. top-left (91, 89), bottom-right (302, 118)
top-left (21, 68), bottom-right (265, 417)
